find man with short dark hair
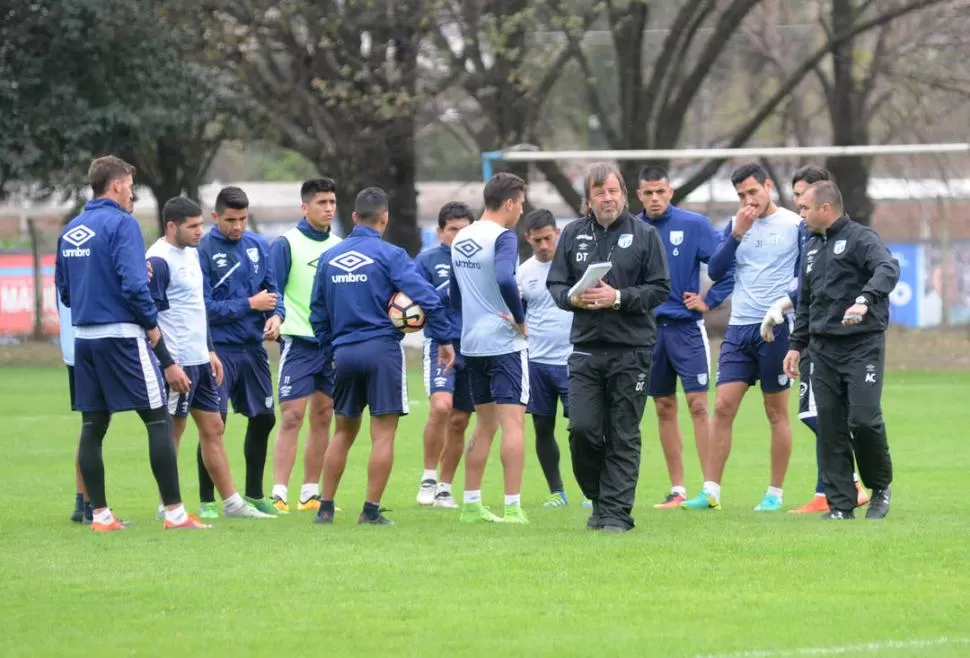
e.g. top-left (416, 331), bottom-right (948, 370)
top-left (55, 155), bottom-right (208, 531)
top-left (517, 208), bottom-right (576, 508)
top-left (449, 173), bottom-right (531, 524)
top-left (310, 187), bottom-right (455, 526)
top-left (414, 201), bottom-right (475, 509)
top-left (148, 196), bottom-right (274, 520)
top-left (547, 163), bottom-right (670, 532)
top-left (786, 181), bottom-right (899, 520)
top-left (268, 178), bottom-right (342, 513)
top-left (636, 165), bottom-right (734, 508)
top-left (197, 186), bottom-right (284, 518)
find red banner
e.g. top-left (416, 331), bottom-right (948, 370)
top-left (0, 253), bottom-right (59, 336)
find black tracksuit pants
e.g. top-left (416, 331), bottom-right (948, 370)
top-left (810, 333), bottom-right (893, 512)
top-left (567, 347), bottom-right (652, 530)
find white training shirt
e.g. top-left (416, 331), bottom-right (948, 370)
top-left (516, 256), bottom-right (572, 365)
top-left (145, 239), bottom-right (210, 366)
top-left (729, 207), bottom-right (802, 325)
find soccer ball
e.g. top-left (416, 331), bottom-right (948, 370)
top-left (388, 292), bottom-right (425, 333)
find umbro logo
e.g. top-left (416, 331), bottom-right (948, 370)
top-left (329, 250), bottom-right (374, 273)
top-left (453, 239), bottom-right (482, 259)
top-left (63, 225), bottom-right (96, 247)
top-left (308, 258), bottom-right (320, 269)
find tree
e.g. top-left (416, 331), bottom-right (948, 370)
top-left (202, 0), bottom-right (447, 254)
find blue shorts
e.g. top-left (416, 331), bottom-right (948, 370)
top-left (465, 350), bottom-right (529, 407)
top-left (423, 339), bottom-right (474, 414)
top-left (527, 362), bottom-right (569, 417)
top-left (216, 344), bottom-right (275, 417)
top-left (66, 365), bottom-right (75, 409)
top-left (333, 337), bottom-right (408, 418)
top-left (73, 337), bottom-right (167, 413)
top-left (278, 336), bottom-right (334, 402)
top-left (716, 321), bottom-right (792, 392)
top-left (649, 319), bottom-right (711, 397)
top-left (168, 363), bottom-right (222, 417)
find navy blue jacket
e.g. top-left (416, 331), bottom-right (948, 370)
top-left (55, 198), bottom-right (157, 329)
top-left (309, 225), bottom-right (452, 358)
top-left (414, 243), bottom-right (462, 341)
top-left (641, 206), bottom-right (734, 321)
top-left (197, 226), bottom-right (284, 347)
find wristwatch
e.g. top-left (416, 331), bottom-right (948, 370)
top-left (855, 295), bottom-right (870, 306)
top-left (612, 290), bottom-right (622, 311)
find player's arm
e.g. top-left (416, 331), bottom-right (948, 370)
top-left (112, 219), bottom-right (158, 329)
top-left (699, 220), bottom-right (734, 309)
top-left (788, 257), bottom-right (812, 353)
top-left (617, 226), bottom-right (670, 314)
top-left (268, 237), bottom-right (289, 320)
top-left (308, 260), bottom-right (333, 360)
top-left (494, 232), bottom-right (525, 324)
top-left (145, 257), bottom-right (171, 312)
top-left (545, 227), bottom-right (575, 311)
top-left (416, 255), bottom-right (449, 305)
top-left (388, 251), bottom-right (453, 344)
top-left (707, 220), bottom-right (740, 281)
top-left (857, 229), bottom-right (901, 303)
top-left (447, 266), bottom-right (462, 311)
top-left (55, 242), bottom-right (70, 307)
top-left (261, 239), bottom-right (285, 322)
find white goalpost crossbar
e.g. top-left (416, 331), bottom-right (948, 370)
top-left (479, 143), bottom-right (970, 180)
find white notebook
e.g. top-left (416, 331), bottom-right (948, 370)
top-left (567, 262), bottom-right (613, 298)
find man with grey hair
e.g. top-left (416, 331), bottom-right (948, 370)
top-left (785, 180), bottom-right (899, 520)
top-left (547, 163), bottom-right (670, 532)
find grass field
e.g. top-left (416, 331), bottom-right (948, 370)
top-left (1, 365), bottom-right (968, 657)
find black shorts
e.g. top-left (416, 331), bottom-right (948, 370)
top-left (66, 365), bottom-right (75, 410)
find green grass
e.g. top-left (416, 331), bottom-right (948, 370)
top-left (0, 367), bottom-right (968, 657)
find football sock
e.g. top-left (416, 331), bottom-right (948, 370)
top-left (244, 414), bottom-right (275, 499)
top-left (533, 414), bottom-right (563, 493)
top-left (703, 481), bottom-right (721, 502)
top-left (78, 411), bottom-right (111, 510)
top-left (767, 486), bottom-right (783, 500)
top-left (138, 407), bottom-right (182, 507)
top-left (362, 501), bottom-right (381, 520)
top-left (164, 504), bottom-right (188, 525)
top-left (93, 508), bottom-right (114, 525)
top-left (223, 492), bottom-right (246, 513)
top-left (464, 490), bottom-right (481, 504)
top-left (801, 416), bottom-right (824, 494)
top-left (272, 485), bottom-right (288, 503)
top-left (74, 493), bottom-right (84, 512)
top-left (197, 442), bottom-right (216, 503)
top-left (422, 469), bottom-right (437, 482)
top-left (671, 485), bottom-right (687, 498)
top-left (504, 494), bottom-right (521, 506)
top-left (437, 482), bottom-right (452, 494)
top-left (300, 483), bottom-right (319, 503)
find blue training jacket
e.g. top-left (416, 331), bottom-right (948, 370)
top-left (197, 226), bottom-right (284, 347)
top-left (309, 225), bottom-right (452, 357)
top-left (55, 198), bottom-right (157, 329)
top-left (414, 242), bottom-right (462, 341)
top-left (640, 206), bottom-right (734, 322)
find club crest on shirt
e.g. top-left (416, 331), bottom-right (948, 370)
top-left (247, 247), bottom-right (260, 263)
top-left (833, 239), bottom-right (846, 255)
top-left (618, 234), bottom-right (633, 249)
top-left (669, 230), bottom-right (684, 246)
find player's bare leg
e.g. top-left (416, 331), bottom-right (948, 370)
top-left (194, 409), bottom-right (273, 518)
top-left (299, 391), bottom-right (333, 510)
top-left (433, 410), bottom-right (469, 508)
top-left (459, 403), bottom-right (502, 523)
top-left (418, 392), bottom-right (453, 505)
top-left (754, 389), bottom-right (792, 511)
top-left (654, 395), bottom-right (685, 506)
top-left (271, 397), bottom-right (308, 509)
top-left (496, 403), bottom-right (528, 523)
top-left (683, 382), bottom-right (747, 510)
top-left (357, 414), bottom-right (399, 525)
top-left (320, 416), bottom-right (360, 502)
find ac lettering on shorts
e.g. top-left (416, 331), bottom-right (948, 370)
top-left (453, 238), bottom-right (483, 269)
top-left (864, 363), bottom-right (877, 384)
top-left (329, 250), bottom-right (374, 283)
top-left (61, 225), bottom-right (96, 258)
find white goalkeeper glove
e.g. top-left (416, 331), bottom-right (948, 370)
top-left (760, 298), bottom-right (789, 343)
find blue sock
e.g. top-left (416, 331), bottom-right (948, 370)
top-left (74, 493), bottom-right (84, 511)
top-left (83, 501), bottom-right (93, 522)
top-left (801, 417), bottom-right (824, 494)
top-left (362, 501), bottom-right (381, 519)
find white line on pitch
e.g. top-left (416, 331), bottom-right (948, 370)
top-left (692, 636), bottom-right (970, 658)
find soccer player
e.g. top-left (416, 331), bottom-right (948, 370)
top-left (198, 186), bottom-right (283, 517)
top-left (516, 208), bottom-right (574, 508)
top-left (55, 155), bottom-right (207, 531)
top-left (268, 178), bottom-right (342, 513)
top-left (636, 165), bottom-right (734, 508)
top-left (147, 197), bottom-right (274, 519)
top-left (309, 187), bottom-right (455, 526)
top-left (61, 300), bottom-right (92, 524)
top-left (760, 165), bottom-right (870, 513)
top-left (682, 162), bottom-right (801, 512)
top-left (415, 202), bottom-right (475, 509)
top-left (449, 172), bottom-right (530, 525)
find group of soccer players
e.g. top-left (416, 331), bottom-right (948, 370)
top-left (58, 153), bottom-right (867, 532)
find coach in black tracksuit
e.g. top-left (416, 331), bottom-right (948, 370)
top-left (547, 164), bottom-right (670, 533)
top-left (785, 180), bottom-right (900, 520)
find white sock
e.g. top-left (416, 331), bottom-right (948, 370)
top-left (164, 504), bottom-right (188, 524)
top-left (94, 508), bottom-right (115, 525)
top-left (223, 492), bottom-right (246, 513)
top-left (272, 485), bottom-right (288, 503)
top-left (300, 483), bottom-right (319, 502)
top-left (767, 486), bottom-right (783, 500)
top-left (157, 503), bottom-right (165, 515)
top-left (437, 482), bottom-right (452, 494)
top-left (814, 492), bottom-right (826, 498)
top-left (464, 490), bottom-right (481, 504)
top-left (703, 481), bottom-right (721, 502)
top-left (422, 469), bottom-right (437, 482)
top-left (853, 472), bottom-right (860, 483)
top-left (504, 494), bottom-right (521, 506)
top-left (671, 485), bottom-right (687, 498)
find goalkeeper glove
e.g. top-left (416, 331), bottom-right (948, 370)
top-left (759, 298), bottom-right (788, 343)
